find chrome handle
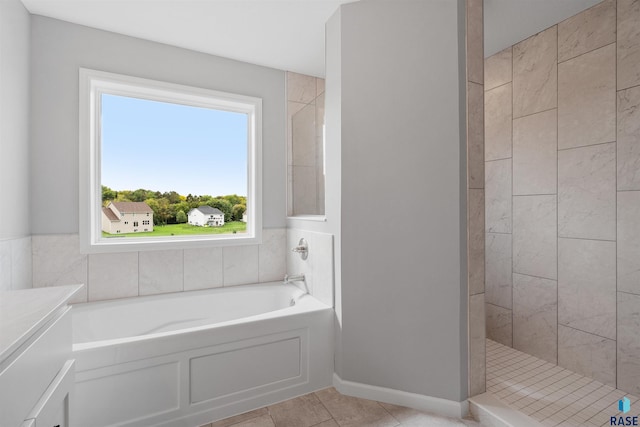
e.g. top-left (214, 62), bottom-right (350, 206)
top-left (291, 238), bottom-right (308, 260)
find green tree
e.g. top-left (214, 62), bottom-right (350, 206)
top-left (202, 198), bottom-right (233, 222)
top-left (176, 210), bottom-right (188, 224)
top-left (102, 185), bottom-right (117, 202)
top-left (146, 197), bottom-right (171, 225)
top-left (232, 204), bottom-right (246, 221)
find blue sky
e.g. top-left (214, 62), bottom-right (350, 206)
top-left (101, 94), bottom-right (248, 197)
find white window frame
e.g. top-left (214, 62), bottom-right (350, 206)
top-left (79, 68), bottom-right (262, 253)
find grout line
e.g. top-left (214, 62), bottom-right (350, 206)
top-left (556, 235), bottom-right (616, 243)
top-left (512, 106), bottom-right (558, 122)
top-left (557, 41), bottom-right (617, 65)
top-left (557, 323), bottom-right (616, 342)
top-left (557, 140), bottom-right (616, 152)
top-left (512, 271), bottom-right (556, 282)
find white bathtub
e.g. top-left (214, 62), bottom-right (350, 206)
top-left (72, 282), bottom-right (334, 427)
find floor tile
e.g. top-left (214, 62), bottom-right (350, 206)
top-left (210, 408), bottom-right (269, 427)
top-left (268, 393), bottom-right (332, 427)
top-left (315, 388), bottom-right (399, 427)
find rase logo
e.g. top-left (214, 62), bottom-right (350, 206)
top-left (611, 397), bottom-right (638, 426)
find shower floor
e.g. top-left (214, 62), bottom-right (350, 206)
top-left (476, 339), bottom-right (639, 427)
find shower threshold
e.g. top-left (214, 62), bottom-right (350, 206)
top-left (469, 339), bottom-right (639, 427)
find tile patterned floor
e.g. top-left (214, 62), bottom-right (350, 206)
top-left (487, 339), bottom-right (640, 427)
top-left (199, 387), bottom-right (482, 427)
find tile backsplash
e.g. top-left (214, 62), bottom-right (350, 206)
top-left (32, 228), bottom-right (286, 304)
top-left (0, 236), bottom-right (32, 291)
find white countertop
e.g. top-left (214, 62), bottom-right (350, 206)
top-left (0, 285), bottom-right (83, 363)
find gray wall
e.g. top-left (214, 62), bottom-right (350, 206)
top-left (0, 0), bottom-right (33, 291)
top-left (1, 0), bottom-right (31, 239)
top-left (335, 0), bottom-right (467, 402)
top-left (29, 16), bottom-right (286, 234)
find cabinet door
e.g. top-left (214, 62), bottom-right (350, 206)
top-left (25, 359), bottom-right (74, 427)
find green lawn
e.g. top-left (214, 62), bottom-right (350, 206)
top-left (102, 222), bottom-right (246, 238)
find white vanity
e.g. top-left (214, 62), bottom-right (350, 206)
top-left (0, 285), bottom-right (83, 427)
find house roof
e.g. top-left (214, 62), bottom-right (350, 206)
top-left (190, 206), bottom-right (224, 215)
top-left (102, 207), bottom-right (119, 221)
top-left (110, 201), bottom-right (154, 213)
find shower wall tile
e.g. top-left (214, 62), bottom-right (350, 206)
top-left (513, 195), bottom-right (557, 280)
top-left (557, 0), bottom-right (616, 63)
top-left (0, 240), bottom-right (11, 291)
top-left (223, 245), bottom-right (259, 287)
top-left (139, 250), bottom-right (184, 296)
top-left (513, 273), bottom-right (558, 364)
top-left (10, 237), bottom-right (32, 291)
top-left (259, 228), bottom-right (287, 283)
top-left (287, 72), bottom-right (316, 104)
top-left (618, 191), bottom-right (640, 296)
top-left (558, 142), bottom-right (616, 241)
top-left (468, 82), bottom-right (485, 189)
top-left (183, 247), bottom-right (223, 291)
top-left (293, 166), bottom-right (318, 215)
top-left (466, 0), bottom-right (483, 85)
top-left (618, 0), bottom-right (640, 90)
top-left (558, 325), bottom-right (616, 387)
top-left (485, 47), bottom-right (512, 91)
top-left (618, 85), bottom-right (640, 191)
top-left (469, 293), bottom-right (486, 396)
top-left (292, 103), bottom-right (317, 167)
top-left (88, 252), bottom-right (138, 301)
top-left (469, 189), bottom-right (485, 295)
top-left (32, 234), bottom-right (87, 303)
top-left (513, 109), bottom-right (557, 195)
top-left (485, 232), bottom-right (512, 309)
top-left (485, 159), bottom-right (512, 233)
top-left (486, 303), bottom-right (512, 347)
top-left (513, 26), bottom-right (557, 118)
top-left (558, 44), bottom-right (616, 150)
top-left (558, 238), bottom-right (616, 340)
top-left (618, 292), bottom-right (640, 395)
top-left (484, 83), bottom-right (512, 161)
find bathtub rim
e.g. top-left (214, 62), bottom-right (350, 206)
top-left (72, 282), bottom-right (330, 352)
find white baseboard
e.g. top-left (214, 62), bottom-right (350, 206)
top-left (332, 373), bottom-right (469, 419)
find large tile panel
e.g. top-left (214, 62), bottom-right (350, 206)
top-left (618, 85), bottom-right (640, 191)
top-left (558, 44), bottom-right (616, 150)
top-left (557, 0), bottom-right (616, 63)
top-left (88, 252), bottom-right (138, 301)
top-left (513, 26), bottom-right (557, 118)
top-left (485, 159), bottom-right (512, 233)
top-left (558, 143), bottom-right (616, 240)
top-left (139, 250), bottom-right (184, 296)
top-left (468, 82), bottom-right (485, 189)
top-left (0, 240), bottom-right (11, 291)
top-left (618, 292), bottom-right (640, 395)
top-left (485, 47), bottom-right (512, 91)
top-left (618, 191), bottom-right (640, 296)
top-left (513, 273), bottom-right (558, 364)
top-left (558, 238), bottom-right (616, 340)
top-left (469, 293), bottom-right (486, 397)
top-left (485, 232), bottom-right (512, 309)
top-left (484, 83), bottom-right (512, 161)
top-left (486, 303), bottom-right (512, 347)
top-left (469, 189), bottom-right (485, 295)
top-left (466, 0), bottom-right (484, 85)
top-left (513, 109), bottom-right (557, 195)
top-left (618, 0), bottom-right (640, 90)
top-left (10, 237), bottom-right (31, 290)
top-left (513, 195), bottom-right (557, 280)
top-left (259, 228), bottom-right (287, 283)
top-left (558, 325), bottom-right (616, 388)
top-left (32, 234), bottom-right (88, 303)
top-left (223, 245), bottom-right (259, 286)
top-left (183, 247), bottom-right (223, 291)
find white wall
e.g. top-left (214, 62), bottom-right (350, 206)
top-left (29, 15), bottom-right (286, 234)
top-left (332, 0), bottom-right (467, 403)
top-left (0, 0), bottom-right (33, 291)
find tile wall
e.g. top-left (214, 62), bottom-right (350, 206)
top-left (484, 0), bottom-right (640, 395)
top-left (32, 229), bottom-right (286, 304)
top-left (0, 236), bottom-right (32, 291)
top-left (467, 0), bottom-right (486, 397)
top-left (287, 72), bottom-right (326, 216)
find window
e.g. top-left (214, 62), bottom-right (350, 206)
top-left (80, 69), bottom-right (262, 253)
